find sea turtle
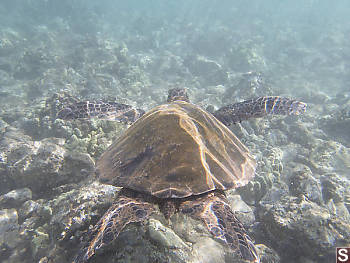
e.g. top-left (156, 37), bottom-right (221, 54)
top-left (57, 88), bottom-right (306, 262)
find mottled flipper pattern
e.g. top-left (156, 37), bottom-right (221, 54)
top-left (57, 100), bottom-right (145, 123)
top-left (180, 192), bottom-right (259, 262)
top-left (214, 96), bottom-right (306, 126)
top-left (74, 192), bottom-right (154, 263)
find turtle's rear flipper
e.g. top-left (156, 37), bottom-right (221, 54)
top-left (57, 100), bottom-right (145, 123)
top-left (180, 192), bottom-right (260, 263)
top-left (74, 193), bottom-right (154, 263)
top-left (214, 96), bottom-right (306, 126)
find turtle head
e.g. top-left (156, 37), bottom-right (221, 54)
top-left (167, 88), bottom-right (190, 103)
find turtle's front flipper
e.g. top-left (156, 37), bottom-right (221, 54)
top-left (214, 96), bottom-right (306, 126)
top-left (57, 100), bottom-right (145, 123)
top-left (74, 192), bottom-right (154, 263)
top-left (180, 192), bottom-right (259, 263)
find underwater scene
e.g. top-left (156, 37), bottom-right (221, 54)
top-left (0, 0), bottom-right (349, 262)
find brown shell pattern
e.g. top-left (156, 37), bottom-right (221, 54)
top-left (97, 101), bottom-right (256, 198)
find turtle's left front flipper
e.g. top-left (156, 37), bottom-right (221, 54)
top-left (180, 192), bottom-right (260, 262)
top-left (214, 96), bottom-right (306, 126)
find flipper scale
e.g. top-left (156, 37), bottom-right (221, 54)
top-left (214, 96), bottom-right (306, 126)
top-left (57, 100), bottom-right (145, 123)
top-left (74, 193), bottom-right (154, 263)
top-left (180, 192), bottom-right (260, 262)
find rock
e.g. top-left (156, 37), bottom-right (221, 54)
top-left (287, 164), bottom-right (323, 205)
top-left (185, 55), bottom-right (227, 85)
top-left (228, 194), bottom-right (255, 225)
top-left (19, 200), bottom-right (52, 223)
top-left (0, 199), bottom-right (52, 262)
top-left (0, 118), bottom-right (9, 133)
top-left (49, 181), bottom-right (118, 243)
top-left (0, 208), bottom-right (18, 233)
top-left (191, 237), bottom-right (226, 263)
top-left (0, 188), bottom-right (32, 209)
top-left (321, 173), bottom-right (348, 203)
top-left (0, 69), bottom-right (14, 86)
top-left (28, 226), bottom-right (50, 260)
top-left (0, 208), bottom-right (25, 262)
top-left (226, 45), bottom-right (266, 73)
top-left (258, 194), bottom-right (350, 262)
top-left (256, 244), bottom-right (280, 263)
top-left (19, 200), bottom-right (41, 219)
top-left (224, 72), bottom-right (271, 101)
top-left (171, 213), bottom-right (247, 263)
top-left (0, 128), bottom-right (94, 196)
top-left (319, 98), bottom-right (350, 147)
top-left (148, 218), bottom-right (188, 249)
top-left (38, 257), bottom-right (49, 263)
top-left (326, 200), bottom-right (350, 223)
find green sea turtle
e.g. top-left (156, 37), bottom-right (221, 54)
top-left (58, 88), bottom-right (306, 262)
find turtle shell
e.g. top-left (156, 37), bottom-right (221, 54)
top-left (97, 101), bottom-right (256, 198)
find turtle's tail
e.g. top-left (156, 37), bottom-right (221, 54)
top-left (214, 96), bottom-right (307, 126)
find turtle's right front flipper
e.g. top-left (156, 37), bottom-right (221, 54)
top-left (57, 100), bottom-right (145, 124)
top-left (74, 192), bottom-right (154, 263)
top-left (214, 96), bottom-right (306, 126)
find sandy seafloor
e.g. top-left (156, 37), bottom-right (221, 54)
top-left (0, 1), bottom-right (350, 263)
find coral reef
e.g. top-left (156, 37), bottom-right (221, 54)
top-left (0, 1), bottom-right (349, 263)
